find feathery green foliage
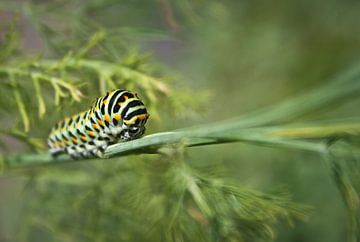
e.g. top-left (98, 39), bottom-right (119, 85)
top-left (0, 1), bottom-right (360, 242)
top-left (14, 150), bottom-right (310, 242)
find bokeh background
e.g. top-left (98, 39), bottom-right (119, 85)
top-left (1, 0), bottom-right (360, 241)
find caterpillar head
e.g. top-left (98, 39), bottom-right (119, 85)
top-left (121, 112), bottom-right (149, 141)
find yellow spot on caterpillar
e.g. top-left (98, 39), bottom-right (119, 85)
top-left (104, 115), bottom-right (110, 123)
top-left (138, 114), bottom-right (148, 121)
top-left (64, 140), bottom-right (70, 146)
top-left (125, 114), bottom-right (149, 125)
top-left (113, 113), bottom-right (120, 121)
top-left (93, 124), bottom-right (99, 130)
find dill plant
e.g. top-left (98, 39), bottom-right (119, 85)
top-left (0, 1), bottom-right (359, 242)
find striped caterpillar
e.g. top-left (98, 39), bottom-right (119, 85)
top-left (47, 89), bottom-right (149, 159)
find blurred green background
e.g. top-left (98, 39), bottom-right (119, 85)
top-left (1, 0), bottom-right (360, 241)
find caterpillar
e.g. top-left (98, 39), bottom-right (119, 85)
top-left (47, 89), bottom-right (149, 159)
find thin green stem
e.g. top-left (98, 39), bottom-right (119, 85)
top-left (5, 121), bottom-right (360, 169)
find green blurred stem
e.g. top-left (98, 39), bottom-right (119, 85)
top-left (105, 121), bottom-right (360, 158)
top-left (3, 121), bottom-right (360, 169)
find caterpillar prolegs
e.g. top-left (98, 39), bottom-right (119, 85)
top-left (47, 89), bottom-right (149, 159)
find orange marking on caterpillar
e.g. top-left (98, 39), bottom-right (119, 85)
top-left (87, 131), bottom-right (96, 137)
top-left (71, 137), bottom-right (78, 144)
top-left (113, 113), bottom-right (120, 121)
top-left (79, 135), bottom-right (87, 142)
top-left (97, 119), bottom-right (105, 127)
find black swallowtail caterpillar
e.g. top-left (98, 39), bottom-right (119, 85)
top-left (47, 89), bottom-right (149, 159)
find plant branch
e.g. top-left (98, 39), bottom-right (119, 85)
top-left (3, 121), bottom-right (360, 170)
top-left (1, 62), bottom-right (360, 169)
